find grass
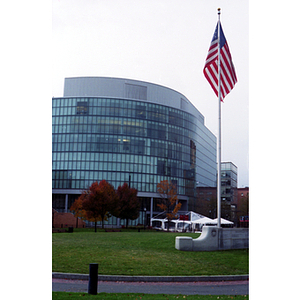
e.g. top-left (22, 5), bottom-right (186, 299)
top-left (52, 292), bottom-right (249, 300)
top-left (52, 230), bottom-right (248, 276)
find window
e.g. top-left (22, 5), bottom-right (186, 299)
top-left (157, 160), bottom-right (165, 175)
top-left (136, 104), bottom-right (146, 119)
top-left (125, 84), bottom-right (147, 100)
top-left (190, 140), bottom-right (196, 167)
top-left (77, 102), bottom-right (88, 115)
top-left (169, 110), bottom-right (183, 126)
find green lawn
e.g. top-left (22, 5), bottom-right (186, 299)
top-left (52, 230), bottom-right (248, 276)
top-left (52, 292), bottom-right (249, 300)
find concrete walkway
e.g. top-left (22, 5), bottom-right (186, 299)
top-left (53, 272), bottom-right (248, 282)
top-left (52, 273), bottom-right (249, 295)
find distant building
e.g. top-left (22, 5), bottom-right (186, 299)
top-left (220, 162), bottom-right (238, 224)
top-left (237, 187), bottom-right (249, 227)
top-left (221, 162), bottom-right (238, 203)
top-left (237, 187), bottom-right (249, 205)
top-left (196, 161), bottom-right (239, 224)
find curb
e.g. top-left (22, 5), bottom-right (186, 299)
top-left (52, 272), bottom-right (249, 282)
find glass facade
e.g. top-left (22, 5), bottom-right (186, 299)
top-left (52, 77), bottom-right (217, 219)
top-left (53, 97), bottom-right (216, 192)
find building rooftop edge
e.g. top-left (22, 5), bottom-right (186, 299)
top-left (64, 76), bottom-right (189, 99)
top-left (63, 76), bottom-right (205, 120)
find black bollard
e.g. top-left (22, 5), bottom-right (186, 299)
top-left (88, 263), bottom-right (98, 295)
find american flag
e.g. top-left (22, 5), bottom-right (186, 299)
top-left (203, 23), bottom-right (237, 101)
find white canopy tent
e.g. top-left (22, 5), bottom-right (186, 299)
top-left (210, 218), bottom-right (234, 225)
top-left (150, 211), bottom-right (176, 231)
top-left (188, 212), bottom-right (214, 232)
top-left (151, 211), bottom-right (216, 232)
top-left (172, 219), bottom-right (192, 232)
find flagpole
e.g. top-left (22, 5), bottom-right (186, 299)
top-left (217, 8), bottom-right (221, 228)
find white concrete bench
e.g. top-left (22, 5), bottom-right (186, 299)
top-left (175, 226), bottom-right (249, 251)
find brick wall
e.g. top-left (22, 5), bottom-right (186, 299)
top-left (52, 210), bottom-right (86, 228)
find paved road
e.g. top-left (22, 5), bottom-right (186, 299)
top-left (53, 278), bottom-right (249, 295)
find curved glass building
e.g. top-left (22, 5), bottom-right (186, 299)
top-left (52, 77), bottom-right (217, 226)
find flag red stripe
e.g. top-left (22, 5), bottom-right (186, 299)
top-left (204, 62), bottom-right (218, 97)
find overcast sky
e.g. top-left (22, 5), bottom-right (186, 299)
top-left (52, 0), bottom-right (249, 187)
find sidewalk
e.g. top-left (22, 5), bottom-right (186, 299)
top-left (53, 276), bottom-right (249, 295)
top-left (52, 272), bottom-right (249, 282)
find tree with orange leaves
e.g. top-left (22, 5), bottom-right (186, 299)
top-left (70, 195), bottom-right (88, 228)
top-left (71, 180), bottom-right (117, 232)
top-left (157, 180), bottom-right (182, 231)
